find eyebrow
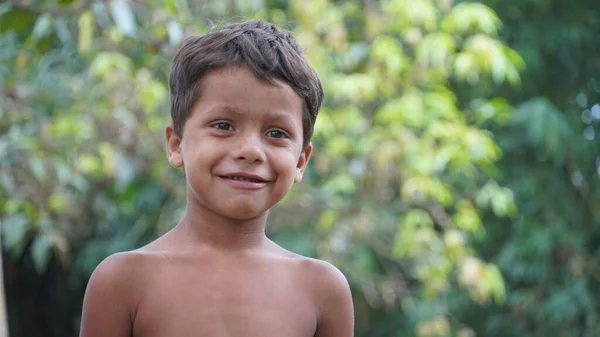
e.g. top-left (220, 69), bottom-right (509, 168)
top-left (264, 111), bottom-right (297, 126)
top-left (205, 105), bottom-right (297, 126)
top-left (204, 105), bottom-right (244, 117)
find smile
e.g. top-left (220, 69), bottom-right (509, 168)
top-left (225, 176), bottom-right (265, 183)
top-left (218, 173), bottom-right (270, 190)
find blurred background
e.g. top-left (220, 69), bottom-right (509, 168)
top-left (1, 0), bottom-right (599, 336)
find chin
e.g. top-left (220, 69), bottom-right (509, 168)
top-left (226, 209), bottom-right (267, 221)
top-left (221, 203), bottom-right (269, 221)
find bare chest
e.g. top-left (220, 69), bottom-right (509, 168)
top-left (132, 258), bottom-right (317, 337)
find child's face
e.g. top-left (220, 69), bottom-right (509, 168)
top-left (166, 65), bottom-right (312, 220)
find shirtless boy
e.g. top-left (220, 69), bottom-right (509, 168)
top-left (79, 20), bottom-right (355, 337)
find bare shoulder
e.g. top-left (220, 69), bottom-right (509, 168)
top-left (291, 255), bottom-right (346, 286)
top-left (80, 250), bottom-right (158, 337)
top-left (268, 243), bottom-right (350, 293)
top-left (300, 257), bottom-right (351, 302)
top-left (85, 250), bottom-right (159, 311)
top-left (268, 242), bottom-right (354, 336)
top-left (88, 250), bottom-right (152, 290)
top-left (294, 256), bottom-right (355, 337)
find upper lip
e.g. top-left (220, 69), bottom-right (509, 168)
top-left (219, 172), bottom-right (269, 182)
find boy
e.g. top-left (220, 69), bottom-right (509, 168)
top-left (79, 20), bottom-right (355, 337)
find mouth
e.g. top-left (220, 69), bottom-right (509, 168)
top-left (220, 176), bottom-right (266, 183)
top-left (218, 173), bottom-right (270, 184)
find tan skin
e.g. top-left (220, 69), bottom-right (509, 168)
top-left (79, 65), bottom-right (355, 337)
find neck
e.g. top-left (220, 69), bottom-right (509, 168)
top-left (174, 198), bottom-right (270, 252)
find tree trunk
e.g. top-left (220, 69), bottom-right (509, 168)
top-left (0, 223), bottom-right (9, 337)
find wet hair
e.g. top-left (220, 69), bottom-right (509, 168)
top-left (169, 19), bottom-right (324, 148)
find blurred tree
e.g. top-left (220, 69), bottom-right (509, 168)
top-left (447, 0), bottom-right (600, 336)
top-left (1, 0), bottom-right (523, 336)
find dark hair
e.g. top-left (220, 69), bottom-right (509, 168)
top-left (169, 19), bottom-right (324, 148)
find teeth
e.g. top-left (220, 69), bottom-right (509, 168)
top-left (230, 176), bottom-right (262, 183)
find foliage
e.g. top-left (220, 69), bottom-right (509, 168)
top-left (448, 0), bottom-right (600, 336)
top-left (2, 0), bottom-right (597, 336)
top-left (284, 2), bottom-right (521, 336)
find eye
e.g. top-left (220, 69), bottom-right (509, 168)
top-left (211, 122), bottom-right (234, 131)
top-left (266, 129), bottom-right (289, 139)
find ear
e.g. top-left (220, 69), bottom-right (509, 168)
top-left (294, 142), bottom-right (313, 183)
top-left (166, 124), bottom-right (184, 168)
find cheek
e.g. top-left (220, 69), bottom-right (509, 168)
top-left (183, 136), bottom-right (219, 160)
top-left (272, 151), bottom-right (298, 173)
top-left (181, 142), bottom-right (217, 179)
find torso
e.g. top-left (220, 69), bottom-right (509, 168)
top-left (129, 242), bottom-right (319, 337)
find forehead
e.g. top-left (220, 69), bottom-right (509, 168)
top-left (195, 66), bottom-right (304, 120)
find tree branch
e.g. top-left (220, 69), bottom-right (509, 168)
top-left (403, 202), bottom-right (452, 231)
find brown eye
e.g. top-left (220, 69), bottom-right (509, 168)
top-left (266, 130), bottom-right (289, 139)
top-left (212, 122), bottom-right (234, 131)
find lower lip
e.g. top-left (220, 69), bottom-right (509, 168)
top-left (219, 177), bottom-right (267, 190)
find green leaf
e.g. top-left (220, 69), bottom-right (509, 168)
top-left (0, 168), bottom-right (15, 193)
top-left (329, 73), bottom-right (377, 102)
top-left (317, 209), bottom-right (339, 233)
top-left (454, 52), bottom-right (477, 83)
top-left (89, 51), bottom-right (133, 79)
top-left (443, 229), bottom-right (465, 259)
top-left (48, 192), bottom-right (69, 213)
top-left (416, 316), bottom-right (451, 337)
top-left (394, 209), bottom-right (435, 257)
top-left (0, 3), bottom-right (12, 17)
top-left (513, 97), bottom-right (572, 157)
top-left (28, 156), bottom-right (46, 181)
top-left (452, 200), bottom-right (482, 233)
top-left (76, 154), bottom-right (102, 175)
top-left (78, 11), bottom-right (95, 54)
top-left (376, 90), bottom-right (426, 127)
top-left (53, 17), bottom-right (71, 42)
top-left (32, 13), bottom-right (53, 40)
top-left (470, 97), bottom-right (514, 124)
top-left (136, 70), bottom-right (168, 112)
top-left (402, 176), bottom-right (454, 206)
top-left (322, 174), bottom-right (356, 195)
top-left (0, 8), bottom-right (38, 35)
top-left (370, 35), bottom-right (408, 74)
top-left (484, 264), bottom-right (506, 303)
top-left (476, 181), bottom-right (517, 217)
top-left (416, 32), bottom-right (456, 68)
top-left (110, 0), bottom-right (136, 36)
top-left (166, 20), bottom-right (182, 45)
top-left (424, 90), bottom-right (459, 120)
top-left (441, 2), bottom-right (501, 35)
top-left (384, 0), bottom-right (438, 31)
top-left (32, 232), bottom-right (53, 274)
top-left (2, 213), bottom-right (29, 255)
top-left (349, 244), bottom-right (379, 274)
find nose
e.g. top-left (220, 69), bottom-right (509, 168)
top-left (232, 132), bottom-right (266, 163)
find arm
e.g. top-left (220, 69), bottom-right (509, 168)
top-left (313, 261), bottom-right (355, 337)
top-left (79, 252), bottom-right (140, 337)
